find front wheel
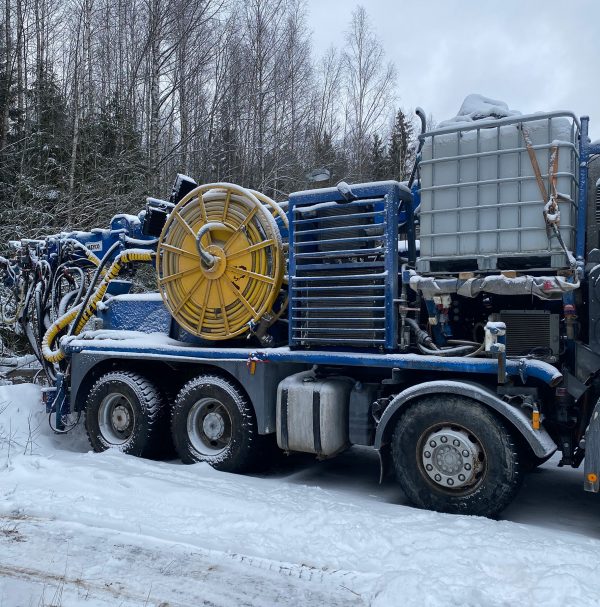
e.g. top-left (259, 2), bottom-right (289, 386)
top-left (391, 396), bottom-right (522, 517)
top-left (171, 374), bottom-right (260, 473)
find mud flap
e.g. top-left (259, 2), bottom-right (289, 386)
top-left (378, 444), bottom-right (393, 484)
top-left (584, 397), bottom-right (600, 492)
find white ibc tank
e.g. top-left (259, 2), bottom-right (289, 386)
top-left (417, 112), bottom-right (579, 272)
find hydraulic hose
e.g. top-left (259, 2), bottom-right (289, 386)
top-left (195, 222), bottom-right (225, 268)
top-left (404, 317), bottom-right (437, 349)
top-left (42, 248), bottom-right (154, 363)
top-left (417, 343), bottom-right (478, 357)
top-left (62, 238), bottom-right (102, 267)
top-left (405, 317), bottom-right (481, 357)
top-left (68, 241), bottom-right (122, 337)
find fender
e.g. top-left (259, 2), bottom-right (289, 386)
top-left (374, 380), bottom-right (557, 459)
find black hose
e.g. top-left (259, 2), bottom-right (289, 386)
top-left (68, 241), bottom-right (122, 337)
top-left (405, 317), bottom-right (481, 357)
top-left (418, 343), bottom-right (477, 357)
top-left (404, 317), bottom-right (437, 349)
top-left (407, 108), bottom-right (428, 190)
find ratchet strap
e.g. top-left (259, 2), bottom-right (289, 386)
top-left (522, 126), bottom-right (576, 269)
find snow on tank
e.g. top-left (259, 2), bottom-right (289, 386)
top-left (438, 93), bottom-right (521, 128)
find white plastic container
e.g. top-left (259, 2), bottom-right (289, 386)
top-left (417, 112), bottom-right (579, 272)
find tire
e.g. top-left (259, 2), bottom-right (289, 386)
top-left (171, 374), bottom-right (260, 473)
top-left (84, 370), bottom-right (165, 458)
top-left (391, 395), bottom-right (522, 517)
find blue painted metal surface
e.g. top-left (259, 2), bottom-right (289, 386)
top-left (576, 116), bottom-right (600, 263)
top-left (576, 116), bottom-right (589, 263)
top-left (45, 372), bottom-right (69, 429)
top-left (44, 213), bottom-right (156, 273)
top-left (98, 293), bottom-right (172, 334)
top-left (63, 337), bottom-right (562, 387)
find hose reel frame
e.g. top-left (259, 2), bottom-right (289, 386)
top-left (156, 183), bottom-right (286, 341)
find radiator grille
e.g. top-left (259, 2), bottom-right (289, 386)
top-left (499, 310), bottom-right (559, 357)
top-left (288, 183), bottom-right (401, 350)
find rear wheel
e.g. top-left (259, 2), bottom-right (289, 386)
top-left (392, 395), bottom-right (522, 517)
top-left (84, 370), bottom-right (165, 458)
top-left (171, 374), bottom-right (260, 472)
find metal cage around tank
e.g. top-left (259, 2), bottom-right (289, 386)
top-left (417, 111), bottom-right (580, 273)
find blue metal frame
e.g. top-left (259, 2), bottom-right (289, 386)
top-left (287, 181), bottom-right (410, 351)
top-left (63, 339), bottom-right (562, 387)
top-left (576, 116), bottom-right (600, 263)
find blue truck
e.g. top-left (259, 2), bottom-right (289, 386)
top-left (2, 109), bottom-right (600, 518)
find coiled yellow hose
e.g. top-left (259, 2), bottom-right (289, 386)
top-left (156, 183), bottom-right (285, 340)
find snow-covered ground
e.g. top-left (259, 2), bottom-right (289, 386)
top-left (1, 383), bottom-right (599, 607)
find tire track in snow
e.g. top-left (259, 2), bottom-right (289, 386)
top-left (0, 515), bottom-right (372, 606)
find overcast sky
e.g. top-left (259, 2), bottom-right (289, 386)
top-left (306, 0), bottom-right (600, 139)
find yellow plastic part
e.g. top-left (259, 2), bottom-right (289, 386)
top-left (156, 183), bottom-right (285, 340)
top-left (532, 409), bottom-right (541, 430)
top-left (42, 249), bottom-right (154, 363)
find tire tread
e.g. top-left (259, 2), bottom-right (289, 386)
top-left (391, 395), bottom-right (522, 517)
top-left (85, 370), bottom-right (165, 457)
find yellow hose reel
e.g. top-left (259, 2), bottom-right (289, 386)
top-left (156, 183), bottom-right (286, 340)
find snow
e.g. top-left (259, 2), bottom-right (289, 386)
top-left (111, 213), bottom-right (141, 226)
top-left (438, 94), bottom-right (521, 128)
top-left (1, 383), bottom-right (600, 606)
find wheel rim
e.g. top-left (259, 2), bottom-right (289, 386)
top-left (418, 424), bottom-right (486, 494)
top-left (98, 392), bottom-right (136, 445)
top-left (187, 397), bottom-right (232, 456)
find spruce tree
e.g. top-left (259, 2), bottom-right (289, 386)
top-left (387, 109), bottom-right (415, 181)
top-left (370, 133), bottom-right (386, 180)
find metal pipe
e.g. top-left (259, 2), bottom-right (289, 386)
top-left (196, 222), bottom-right (226, 268)
top-left (419, 110), bottom-right (580, 138)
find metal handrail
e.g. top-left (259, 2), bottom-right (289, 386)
top-left (419, 110), bottom-right (581, 139)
